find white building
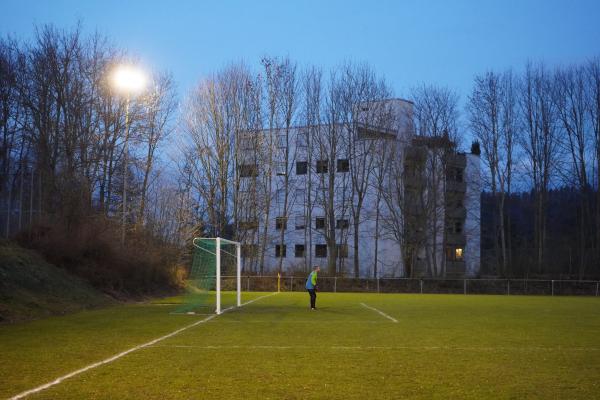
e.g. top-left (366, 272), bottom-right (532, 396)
top-left (237, 99), bottom-right (480, 278)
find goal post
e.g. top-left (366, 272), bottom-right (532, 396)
top-left (177, 237), bottom-right (242, 315)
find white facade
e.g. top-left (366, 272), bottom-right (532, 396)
top-left (238, 99), bottom-right (480, 277)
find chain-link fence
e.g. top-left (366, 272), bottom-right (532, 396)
top-left (226, 276), bottom-right (600, 296)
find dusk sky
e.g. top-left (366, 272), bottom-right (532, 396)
top-left (2, 0), bottom-right (600, 106)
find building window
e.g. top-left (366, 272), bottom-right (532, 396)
top-left (454, 221), bottom-right (463, 234)
top-left (315, 244), bottom-right (327, 258)
top-left (239, 164), bottom-right (258, 177)
top-left (238, 192), bottom-right (251, 205)
top-left (275, 162), bottom-right (286, 176)
top-left (297, 131), bottom-right (308, 149)
top-left (404, 164), bottom-right (416, 177)
top-left (275, 189), bottom-right (286, 204)
top-left (336, 218), bottom-right (349, 229)
top-left (456, 168), bottom-right (463, 182)
top-left (275, 216), bottom-right (287, 230)
top-left (295, 215), bottom-right (306, 230)
top-left (337, 244), bottom-right (348, 258)
top-left (239, 220), bottom-right (258, 230)
top-left (315, 217), bottom-right (326, 230)
top-left (296, 161), bottom-right (308, 175)
top-left (295, 244), bottom-right (305, 258)
top-left (295, 188), bottom-right (306, 201)
top-left (275, 244), bottom-right (287, 258)
top-left (446, 246), bottom-right (464, 261)
top-left (337, 159), bottom-right (349, 173)
top-left (316, 159), bottom-right (328, 174)
top-left (448, 167), bottom-right (463, 182)
top-left (241, 244), bottom-right (258, 258)
top-left (277, 134), bottom-right (286, 149)
top-left (447, 220), bottom-right (463, 234)
top-left (239, 137), bottom-right (254, 150)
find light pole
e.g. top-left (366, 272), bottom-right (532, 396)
top-left (111, 65), bottom-right (146, 245)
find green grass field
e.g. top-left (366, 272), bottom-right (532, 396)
top-left (1, 292), bottom-right (599, 399)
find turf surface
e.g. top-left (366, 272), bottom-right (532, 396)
top-left (1, 292), bottom-right (599, 399)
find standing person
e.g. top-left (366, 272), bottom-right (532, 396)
top-left (305, 266), bottom-right (320, 310)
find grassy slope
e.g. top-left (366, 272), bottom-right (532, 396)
top-left (0, 292), bottom-right (599, 399)
top-left (0, 241), bottom-right (111, 323)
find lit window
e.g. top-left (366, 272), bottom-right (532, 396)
top-left (455, 248), bottom-right (463, 261)
top-left (446, 246), bottom-right (464, 262)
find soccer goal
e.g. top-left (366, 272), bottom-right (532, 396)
top-left (177, 237), bottom-right (241, 315)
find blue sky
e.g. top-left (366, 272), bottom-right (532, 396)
top-left (2, 0), bottom-right (599, 105)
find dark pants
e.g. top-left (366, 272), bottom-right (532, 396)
top-left (307, 289), bottom-right (316, 308)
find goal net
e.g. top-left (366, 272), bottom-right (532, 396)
top-left (176, 237), bottom-right (241, 315)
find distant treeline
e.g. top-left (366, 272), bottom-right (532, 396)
top-left (469, 61), bottom-right (600, 280)
top-left (481, 189), bottom-right (598, 279)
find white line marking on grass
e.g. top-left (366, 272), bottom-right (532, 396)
top-left (215, 320), bottom-right (387, 324)
top-left (150, 344), bottom-right (301, 350)
top-left (147, 344), bottom-right (600, 352)
top-left (241, 292), bottom-right (278, 306)
top-left (360, 302), bottom-right (398, 323)
top-left (8, 292), bottom-right (278, 400)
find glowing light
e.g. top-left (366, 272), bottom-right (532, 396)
top-left (111, 65), bottom-right (146, 94)
top-left (455, 248), bottom-right (463, 260)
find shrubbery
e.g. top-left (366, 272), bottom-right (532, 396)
top-left (17, 216), bottom-right (185, 296)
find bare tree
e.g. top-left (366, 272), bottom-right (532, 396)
top-left (467, 70), bottom-right (517, 275)
top-left (261, 57), bottom-right (299, 273)
top-left (137, 72), bottom-right (177, 225)
top-left (554, 64), bottom-right (592, 278)
top-left (300, 66), bottom-right (323, 273)
top-left (309, 69), bottom-right (352, 276)
top-left (338, 63), bottom-right (393, 277)
top-left (588, 58), bottom-right (600, 275)
top-left (411, 84), bottom-right (460, 277)
top-left (518, 63), bottom-right (560, 275)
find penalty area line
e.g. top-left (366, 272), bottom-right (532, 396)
top-left (8, 292), bottom-right (278, 400)
top-left (360, 302), bottom-right (398, 323)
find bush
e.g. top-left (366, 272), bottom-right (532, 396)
top-left (16, 216), bottom-right (182, 296)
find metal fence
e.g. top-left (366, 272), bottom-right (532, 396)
top-left (221, 276), bottom-right (600, 296)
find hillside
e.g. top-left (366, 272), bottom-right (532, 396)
top-left (0, 241), bottom-right (112, 323)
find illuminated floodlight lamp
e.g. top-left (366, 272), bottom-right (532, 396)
top-left (111, 64), bottom-right (147, 94)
